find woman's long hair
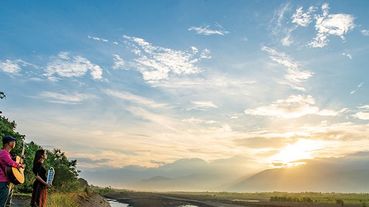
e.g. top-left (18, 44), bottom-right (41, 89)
top-left (33, 149), bottom-right (45, 174)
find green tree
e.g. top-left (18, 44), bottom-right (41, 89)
top-left (44, 149), bottom-right (80, 192)
top-left (0, 92), bottom-right (81, 193)
top-left (0, 91), bottom-right (5, 99)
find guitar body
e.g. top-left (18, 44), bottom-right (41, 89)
top-left (5, 155), bottom-right (25, 185)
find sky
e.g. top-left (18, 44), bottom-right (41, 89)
top-left (1, 0), bottom-right (369, 173)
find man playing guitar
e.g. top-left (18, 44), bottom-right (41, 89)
top-left (0, 135), bottom-right (25, 207)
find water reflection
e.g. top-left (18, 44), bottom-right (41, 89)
top-left (107, 199), bottom-right (130, 207)
top-left (178, 205), bottom-right (199, 207)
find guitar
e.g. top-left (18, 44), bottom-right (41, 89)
top-left (5, 141), bottom-right (25, 185)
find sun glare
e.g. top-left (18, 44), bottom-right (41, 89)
top-left (270, 139), bottom-right (324, 167)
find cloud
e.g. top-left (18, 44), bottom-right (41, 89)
top-left (103, 89), bottom-right (167, 109)
top-left (182, 118), bottom-right (217, 125)
top-left (39, 91), bottom-right (95, 104)
top-left (189, 101), bottom-right (218, 110)
top-left (123, 35), bottom-right (210, 83)
top-left (232, 121), bottom-right (369, 162)
top-left (235, 137), bottom-right (294, 149)
top-left (350, 82), bottom-right (364, 95)
top-left (309, 3), bottom-right (355, 48)
top-left (0, 59), bottom-right (22, 74)
top-left (281, 33), bottom-right (293, 46)
top-left (45, 52), bottom-right (103, 80)
top-left (342, 52), bottom-right (352, 60)
top-left (270, 2), bottom-right (296, 47)
top-left (112, 54), bottom-right (125, 69)
top-left (150, 74), bottom-right (256, 94)
top-left (361, 29), bottom-right (369, 36)
top-left (353, 105), bottom-right (369, 120)
top-left (244, 95), bottom-right (340, 119)
top-left (271, 2), bottom-right (290, 34)
top-left (125, 106), bottom-right (178, 131)
top-left (291, 6), bottom-right (316, 27)
top-left (0, 59), bottom-right (33, 74)
top-left (88, 35), bottom-right (109, 42)
top-left (353, 112), bottom-right (369, 120)
top-left (188, 25), bottom-right (229, 36)
top-left (262, 46), bottom-right (313, 91)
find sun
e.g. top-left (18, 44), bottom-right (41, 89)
top-left (270, 139), bottom-right (324, 167)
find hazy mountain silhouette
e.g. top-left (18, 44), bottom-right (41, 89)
top-left (82, 152), bottom-right (369, 192)
top-left (81, 155), bottom-right (257, 190)
top-left (230, 151), bottom-right (369, 192)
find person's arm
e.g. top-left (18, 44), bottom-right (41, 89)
top-left (35, 175), bottom-right (49, 186)
top-left (0, 152), bottom-right (23, 169)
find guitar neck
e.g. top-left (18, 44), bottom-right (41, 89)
top-left (21, 140), bottom-right (25, 157)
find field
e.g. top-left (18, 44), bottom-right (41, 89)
top-left (105, 190), bottom-right (369, 207)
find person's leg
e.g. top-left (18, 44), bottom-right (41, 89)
top-left (39, 187), bottom-right (47, 207)
top-left (0, 182), bottom-right (9, 207)
top-left (5, 186), bottom-right (13, 207)
top-left (31, 182), bottom-right (40, 207)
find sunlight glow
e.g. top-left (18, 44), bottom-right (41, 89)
top-left (270, 139), bottom-right (325, 167)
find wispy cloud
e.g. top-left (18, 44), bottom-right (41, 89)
top-left (182, 117), bottom-right (217, 125)
top-left (291, 6), bottom-right (316, 27)
top-left (271, 2), bottom-right (291, 35)
top-left (150, 74), bottom-right (256, 91)
top-left (45, 52), bottom-right (103, 81)
top-left (353, 105), bottom-right (369, 120)
top-left (281, 32), bottom-right (294, 46)
top-left (103, 89), bottom-right (167, 109)
top-left (124, 35), bottom-right (210, 83)
top-left (188, 25), bottom-right (229, 36)
top-left (112, 54), bottom-right (126, 70)
top-left (188, 101), bottom-right (218, 111)
top-left (309, 3), bottom-right (355, 48)
top-left (244, 95), bottom-right (340, 119)
top-left (125, 106), bottom-right (177, 131)
top-left (0, 59), bottom-right (34, 74)
top-left (350, 82), bottom-right (364, 95)
top-left (88, 35), bottom-right (109, 42)
top-left (39, 91), bottom-right (95, 104)
top-left (262, 46), bottom-right (313, 91)
top-left (342, 52), bottom-right (352, 60)
top-left (361, 29), bottom-right (369, 36)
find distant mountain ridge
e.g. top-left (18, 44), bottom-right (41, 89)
top-left (82, 152), bottom-right (369, 192)
top-left (230, 152), bottom-right (369, 192)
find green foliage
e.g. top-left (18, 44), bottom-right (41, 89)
top-left (0, 94), bottom-right (81, 193)
top-left (44, 149), bottom-right (80, 192)
top-left (336, 199), bottom-right (345, 206)
top-left (270, 196), bottom-right (313, 203)
top-left (0, 91), bottom-right (5, 99)
top-left (90, 185), bottom-right (114, 195)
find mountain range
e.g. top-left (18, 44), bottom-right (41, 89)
top-left (82, 151), bottom-right (369, 192)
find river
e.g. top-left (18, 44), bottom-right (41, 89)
top-left (106, 198), bottom-right (130, 207)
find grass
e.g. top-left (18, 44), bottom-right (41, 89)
top-left (166, 191), bottom-right (369, 205)
top-left (47, 192), bottom-right (87, 207)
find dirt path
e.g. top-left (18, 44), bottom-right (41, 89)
top-left (11, 195), bottom-right (31, 207)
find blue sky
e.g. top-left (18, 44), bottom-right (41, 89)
top-left (1, 0), bottom-right (369, 172)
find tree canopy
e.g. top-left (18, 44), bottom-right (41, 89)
top-left (0, 90), bottom-right (83, 193)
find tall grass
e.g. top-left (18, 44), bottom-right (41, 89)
top-left (47, 192), bottom-right (86, 207)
